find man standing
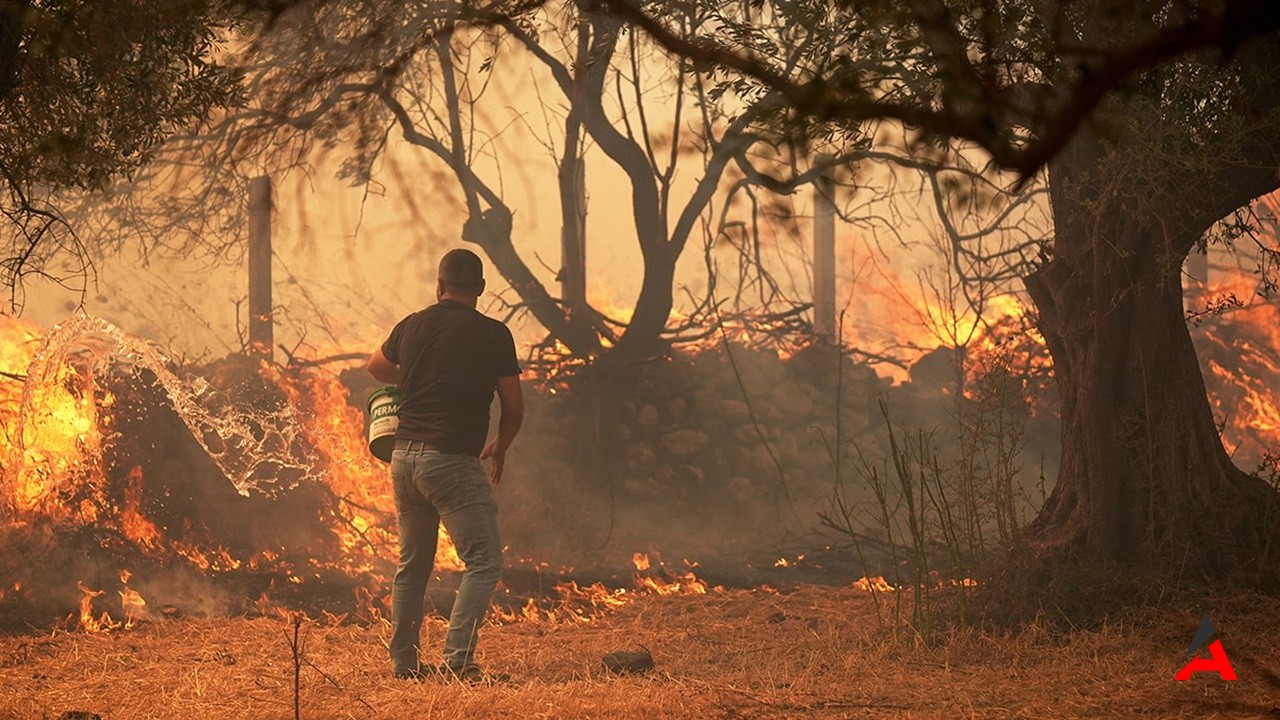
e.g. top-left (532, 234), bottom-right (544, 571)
top-left (366, 248), bottom-right (524, 682)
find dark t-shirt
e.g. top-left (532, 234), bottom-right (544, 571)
top-left (381, 300), bottom-right (521, 456)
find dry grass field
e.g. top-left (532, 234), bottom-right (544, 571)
top-left (2, 586), bottom-right (1279, 719)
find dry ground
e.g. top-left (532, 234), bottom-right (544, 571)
top-left (2, 586), bottom-right (1278, 719)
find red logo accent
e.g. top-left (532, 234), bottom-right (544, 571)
top-left (1175, 639), bottom-right (1237, 681)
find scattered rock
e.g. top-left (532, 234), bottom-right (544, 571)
top-left (746, 445), bottom-right (778, 477)
top-left (768, 381), bottom-right (814, 421)
top-left (636, 404), bottom-right (660, 427)
top-left (660, 430), bottom-right (710, 459)
top-left (690, 388), bottom-right (720, 413)
top-left (718, 398), bottom-right (751, 424)
top-left (776, 431), bottom-right (800, 461)
top-left (733, 424), bottom-right (762, 445)
top-left (728, 476), bottom-right (755, 502)
top-left (678, 464), bottom-right (706, 485)
top-left (602, 649), bottom-right (655, 675)
top-left (659, 398), bottom-right (687, 422)
top-left (627, 444), bottom-right (657, 473)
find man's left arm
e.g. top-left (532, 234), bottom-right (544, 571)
top-left (480, 375), bottom-right (523, 485)
top-left (480, 324), bottom-right (523, 484)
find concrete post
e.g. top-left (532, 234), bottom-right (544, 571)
top-left (813, 155), bottom-right (837, 340)
top-left (248, 176), bottom-right (273, 360)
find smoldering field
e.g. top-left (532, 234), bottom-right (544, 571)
top-left (5, 588), bottom-right (1280, 719)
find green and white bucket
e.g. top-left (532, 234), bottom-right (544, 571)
top-left (366, 386), bottom-right (402, 463)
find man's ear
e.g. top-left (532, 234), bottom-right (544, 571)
top-left (436, 279), bottom-right (445, 299)
top-left (476, 279), bottom-right (486, 295)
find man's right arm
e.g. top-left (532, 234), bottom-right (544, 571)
top-left (368, 319), bottom-right (405, 385)
top-left (366, 346), bottom-right (401, 385)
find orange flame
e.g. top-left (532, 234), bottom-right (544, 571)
top-left (631, 552), bottom-right (711, 596)
top-left (75, 581), bottom-right (118, 633)
top-left (1, 315), bottom-right (110, 515)
top-left (1189, 197), bottom-right (1280, 469)
top-left (262, 364), bottom-right (464, 572)
top-left (119, 571), bottom-right (146, 629)
top-left (119, 466), bottom-right (161, 549)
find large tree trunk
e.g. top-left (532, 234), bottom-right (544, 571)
top-left (1025, 215), bottom-right (1276, 577)
top-left (1024, 96), bottom-right (1280, 580)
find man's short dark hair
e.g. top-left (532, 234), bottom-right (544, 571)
top-left (439, 248), bottom-right (485, 294)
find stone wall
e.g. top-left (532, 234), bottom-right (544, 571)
top-left (460, 342), bottom-right (1062, 568)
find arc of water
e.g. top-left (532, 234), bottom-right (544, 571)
top-left (8, 315), bottom-right (318, 505)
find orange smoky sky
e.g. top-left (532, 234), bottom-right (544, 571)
top-left (18, 35), bottom-right (1035, 371)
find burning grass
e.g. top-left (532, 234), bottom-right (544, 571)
top-left (2, 586), bottom-right (1279, 719)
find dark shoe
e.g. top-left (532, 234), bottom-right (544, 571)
top-left (453, 665), bottom-right (511, 685)
top-left (419, 662), bottom-right (454, 678)
top-left (393, 668), bottom-right (423, 681)
top-left (393, 662), bottom-right (451, 681)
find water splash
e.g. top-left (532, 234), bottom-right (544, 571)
top-left (6, 314), bottom-right (315, 509)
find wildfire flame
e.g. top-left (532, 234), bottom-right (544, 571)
top-left (119, 466), bottom-right (161, 549)
top-left (75, 581), bottom-right (117, 633)
top-left (262, 364), bottom-right (463, 572)
top-left (66, 570), bottom-right (157, 634)
top-left (853, 576), bottom-right (895, 593)
top-left (1188, 196), bottom-right (1280, 469)
top-left (1, 315), bottom-right (109, 515)
top-left (630, 552), bottom-right (710, 596)
top-left (489, 554), bottom-right (718, 624)
top-left (119, 570), bottom-right (146, 629)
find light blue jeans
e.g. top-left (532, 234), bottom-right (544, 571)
top-left (389, 442), bottom-right (502, 675)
